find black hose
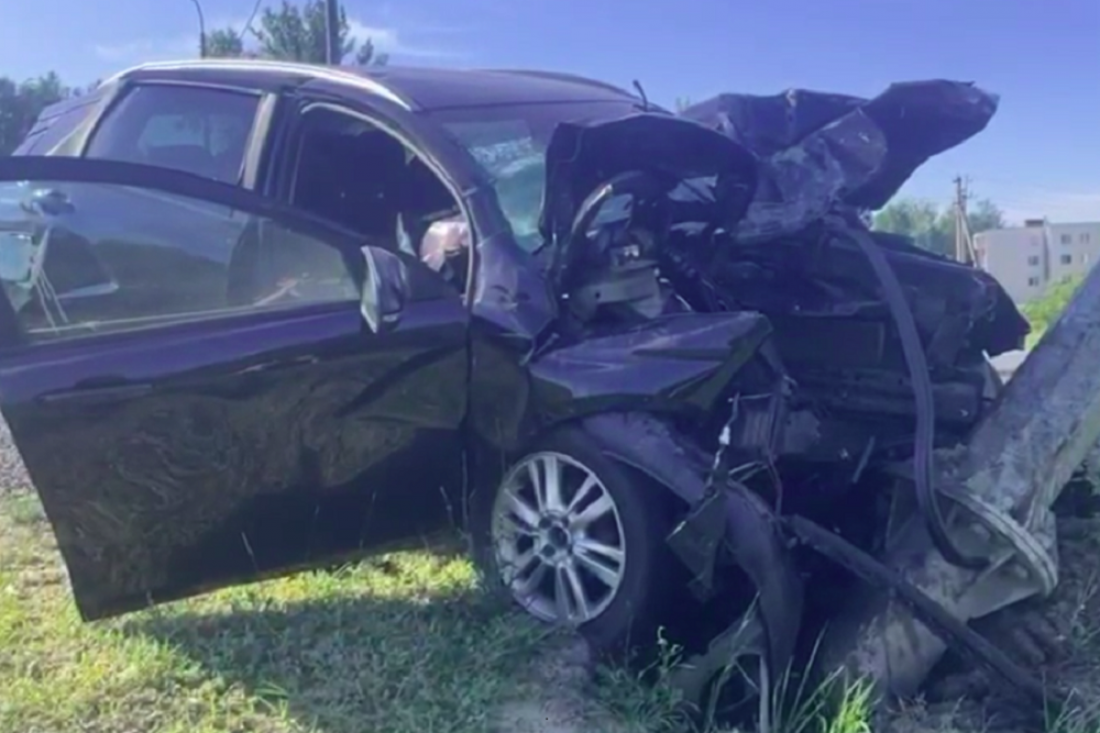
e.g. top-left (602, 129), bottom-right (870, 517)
top-left (837, 220), bottom-right (988, 570)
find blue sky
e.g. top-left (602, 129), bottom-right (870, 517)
top-left (2, 0), bottom-right (1098, 222)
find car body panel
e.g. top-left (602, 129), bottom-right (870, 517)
top-left (465, 310), bottom-right (774, 457)
top-left (0, 157), bottom-right (468, 619)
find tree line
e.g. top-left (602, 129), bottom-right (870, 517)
top-left (202, 0), bottom-right (387, 65)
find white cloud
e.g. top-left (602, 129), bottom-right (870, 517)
top-left (346, 19), bottom-right (463, 59)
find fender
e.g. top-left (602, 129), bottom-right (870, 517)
top-left (581, 410), bottom-right (803, 675)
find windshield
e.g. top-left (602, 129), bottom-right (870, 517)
top-left (429, 100), bottom-right (643, 253)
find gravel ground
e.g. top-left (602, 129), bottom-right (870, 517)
top-left (0, 420), bottom-right (31, 495)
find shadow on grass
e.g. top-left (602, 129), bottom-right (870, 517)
top-left (115, 578), bottom-right (550, 733)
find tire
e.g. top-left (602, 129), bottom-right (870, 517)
top-left (470, 425), bottom-right (678, 657)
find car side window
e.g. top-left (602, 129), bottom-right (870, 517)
top-left (85, 85), bottom-right (260, 185)
top-left (0, 179), bottom-right (358, 344)
top-left (288, 105), bottom-right (472, 295)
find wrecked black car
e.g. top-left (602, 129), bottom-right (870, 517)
top-left (1, 60), bottom-right (1028, 720)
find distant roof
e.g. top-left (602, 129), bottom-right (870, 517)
top-left (1047, 221), bottom-right (1100, 228)
top-left (108, 59), bottom-right (641, 112)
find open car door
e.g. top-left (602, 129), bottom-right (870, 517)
top-left (0, 157), bottom-right (469, 620)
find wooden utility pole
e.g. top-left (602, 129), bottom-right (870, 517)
top-left (953, 175), bottom-right (975, 265)
top-left (324, 0), bottom-right (341, 65)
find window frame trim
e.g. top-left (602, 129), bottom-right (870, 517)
top-left (79, 80), bottom-right (276, 189)
top-left (19, 297), bottom-right (362, 350)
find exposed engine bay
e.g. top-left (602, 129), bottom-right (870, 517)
top-left (560, 166), bottom-right (1021, 447)
top-left (539, 80), bottom-right (1027, 551)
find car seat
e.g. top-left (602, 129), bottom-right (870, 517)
top-left (144, 144), bottom-right (218, 180)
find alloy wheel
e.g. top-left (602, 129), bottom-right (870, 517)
top-left (491, 451), bottom-right (627, 625)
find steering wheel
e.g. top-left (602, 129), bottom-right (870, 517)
top-left (563, 170), bottom-right (672, 280)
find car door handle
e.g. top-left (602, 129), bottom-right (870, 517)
top-left (38, 378), bottom-right (154, 405)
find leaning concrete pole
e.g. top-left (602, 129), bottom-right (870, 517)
top-left (820, 260), bottom-right (1100, 697)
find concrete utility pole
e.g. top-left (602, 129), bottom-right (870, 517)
top-left (953, 175), bottom-right (975, 265)
top-left (819, 233), bottom-right (1100, 702)
top-left (324, 0), bottom-right (341, 65)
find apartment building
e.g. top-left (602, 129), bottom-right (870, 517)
top-left (973, 220), bottom-right (1100, 304)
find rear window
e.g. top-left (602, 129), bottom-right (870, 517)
top-left (13, 94), bottom-right (102, 156)
top-left (85, 85), bottom-right (260, 185)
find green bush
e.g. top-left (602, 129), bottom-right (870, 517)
top-left (1021, 274), bottom-right (1085, 345)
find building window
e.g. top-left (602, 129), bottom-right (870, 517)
top-left (1028, 276), bottom-right (1041, 287)
top-left (1061, 254), bottom-right (1073, 265)
top-left (1061, 234), bottom-right (1073, 244)
top-left (1082, 233), bottom-right (1092, 243)
top-left (1028, 255), bottom-right (1040, 266)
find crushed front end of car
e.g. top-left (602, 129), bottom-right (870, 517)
top-left (514, 79), bottom-right (1074, 724)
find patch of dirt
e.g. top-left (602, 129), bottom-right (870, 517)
top-left (886, 503), bottom-right (1100, 733)
top-left (496, 634), bottom-right (629, 733)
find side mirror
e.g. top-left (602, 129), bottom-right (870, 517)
top-left (30, 188), bottom-right (75, 216)
top-left (360, 245), bottom-right (410, 334)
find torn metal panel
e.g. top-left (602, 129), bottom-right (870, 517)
top-left (680, 81), bottom-right (999, 240)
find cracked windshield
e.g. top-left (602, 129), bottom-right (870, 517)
top-left (0, 2), bottom-right (1098, 733)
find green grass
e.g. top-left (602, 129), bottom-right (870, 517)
top-left (4, 488), bottom-right (1088, 733)
top-left (0, 491), bottom-right (557, 733)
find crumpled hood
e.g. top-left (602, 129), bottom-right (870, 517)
top-left (538, 112), bottom-right (759, 281)
top-left (680, 80), bottom-right (999, 241)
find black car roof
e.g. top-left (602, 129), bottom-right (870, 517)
top-left (108, 59), bottom-right (641, 112)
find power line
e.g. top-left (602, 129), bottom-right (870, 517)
top-left (241, 0), bottom-right (264, 42)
